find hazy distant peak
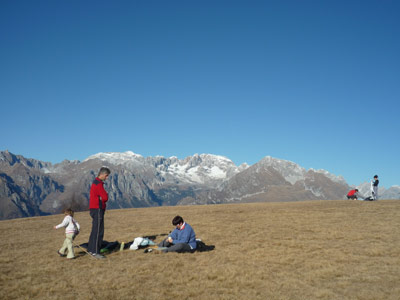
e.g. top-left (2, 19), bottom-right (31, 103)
top-left (310, 169), bottom-right (347, 184)
top-left (182, 153), bottom-right (234, 164)
top-left (238, 162), bottom-right (250, 171)
top-left (259, 156), bottom-right (299, 166)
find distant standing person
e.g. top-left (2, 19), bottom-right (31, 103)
top-left (88, 167), bottom-right (110, 259)
top-left (371, 175), bottom-right (379, 200)
top-left (347, 189), bottom-right (359, 200)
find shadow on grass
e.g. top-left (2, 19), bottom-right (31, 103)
top-left (74, 233), bottom-right (215, 255)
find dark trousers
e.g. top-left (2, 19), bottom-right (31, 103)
top-left (158, 238), bottom-right (192, 253)
top-left (88, 208), bottom-right (105, 254)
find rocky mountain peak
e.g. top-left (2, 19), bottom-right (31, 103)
top-left (2, 150), bottom-right (397, 221)
top-left (0, 150), bottom-right (20, 166)
top-left (84, 151), bottom-right (144, 165)
top-left (256, 156), bottom-right (305, 185)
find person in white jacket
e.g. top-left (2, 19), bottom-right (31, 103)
top-left (54, 209), bottom-right (80, 259)
top-left (371, 175), bottom-right (379, 200)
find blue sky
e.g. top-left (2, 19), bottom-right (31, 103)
top-left (1, 0), bottom-right (399, 187)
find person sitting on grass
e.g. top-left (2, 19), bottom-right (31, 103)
top-left (54, 208), bottom-right (80, 259)
top-left (158, 215), bottom-right (197, 253)
top-left (347, 189), bottom-right (360, 200)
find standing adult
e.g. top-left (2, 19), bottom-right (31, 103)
top-left (88, 167), bottom-right (110, 259)
top-left (371, 175), bottom-right (379, 200)
top-left (158, 215), bottom-right (197, 253)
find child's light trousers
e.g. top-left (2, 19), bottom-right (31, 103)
top-left (59, 233), bottom-right (75, 258)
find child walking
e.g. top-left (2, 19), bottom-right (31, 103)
top-left (54, 209), bottom-right (80, 259)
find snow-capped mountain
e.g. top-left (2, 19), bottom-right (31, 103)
top-left (185, 156), bottom-right (350, 205)
top-left (255, 156), bottom-right (305, 185)
top-left (1, 150), bottom-right (398, 220)
top-left (85, 152), bottom-right (246, 186)
top-left (84, 151), bottom-right (144, 164)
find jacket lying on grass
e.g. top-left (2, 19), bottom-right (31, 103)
top-left (169, 222), bottom-right (197, 249)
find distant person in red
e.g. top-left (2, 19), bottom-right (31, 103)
top-left (347, 189), bottom-right (359, 200)
top-left (88, 167), bottom-right (110, 259)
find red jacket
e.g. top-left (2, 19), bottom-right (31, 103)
top-left (347, 189), bottom-right (357, 197)
top-left (89, 177), bottom-right (109, 210)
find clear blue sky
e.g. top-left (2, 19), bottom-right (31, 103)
top-left (1, 0), bottom-right (399, 187)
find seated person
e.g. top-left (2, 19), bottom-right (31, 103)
top-left (158, 215), bottom-right (197, 253)
top-left (347, 189), bottom-right (359, 200)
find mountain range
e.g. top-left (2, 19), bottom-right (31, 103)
top-left (1, 150), bottom-right (398, 220)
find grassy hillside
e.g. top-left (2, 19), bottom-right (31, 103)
top-left (1, 200), bottom-right (399, 299)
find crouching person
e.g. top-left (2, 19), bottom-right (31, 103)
top-left (347, 189), bottom-right (359, 200)
top-left (158, 216), bottom-right (197, 253)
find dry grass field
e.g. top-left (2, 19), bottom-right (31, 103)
top-left (1, 200), bottom-right (400, 300)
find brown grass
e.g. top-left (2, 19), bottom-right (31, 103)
top-left (1, 200), bottom-right (400, 300)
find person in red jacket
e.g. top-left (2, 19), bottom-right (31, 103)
top-left (87, 167), bottom-right (110, 259)
top-left (347, 189), bottom-right (359, 200)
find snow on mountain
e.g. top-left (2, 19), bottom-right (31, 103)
top-left (238, 163), bottom-right (250, 171)
top-left (253, 156), bottom-right (350, 199)
top-left (84, 152), bottom-right (247, 186)
top-left (84, 151), bottom-right (144, 165)
top-left (1, 149), bottom-right (399, 221)
top-left (312, 169), bottom-right (347, 185)
top-left (257, 156), bottom-right (306, 184)
top-left (62, 151), bottom-right (347, 191)
top-left (159, 154), bottom-right (246, 185)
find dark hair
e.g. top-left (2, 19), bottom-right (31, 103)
top-left (98, 167), bottom-right (111, 177)
top-left (172, 215), bottom-right (184, 226)
top-left (374, 175), bottom-right (378, 178)
top-left (355, 189), bottom-right (359, 192)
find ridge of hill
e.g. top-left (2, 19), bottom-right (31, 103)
top-left (1, 150), bottom-right (396, 220)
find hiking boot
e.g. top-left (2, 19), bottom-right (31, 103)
top-left (92, 253), bottom-right (106, 259)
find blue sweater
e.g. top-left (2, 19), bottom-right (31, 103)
top-left (169, 223), bottom-right (197, 249)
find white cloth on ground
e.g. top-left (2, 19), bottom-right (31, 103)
top-left (129, 237), bottom-right (156, 250)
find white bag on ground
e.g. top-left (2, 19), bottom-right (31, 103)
top-left (129, 237), bottom-right (156, 250)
